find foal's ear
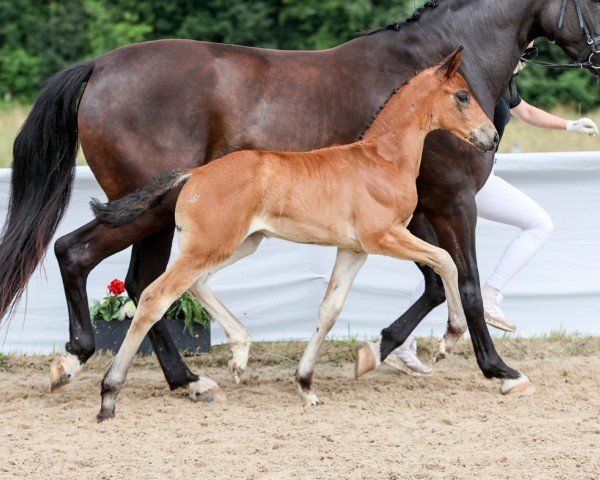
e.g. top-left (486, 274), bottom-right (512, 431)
top-left (436, 46), bottom-right (464, 79)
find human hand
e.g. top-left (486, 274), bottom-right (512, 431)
top-left (566, 118), bottom-right (598, 137)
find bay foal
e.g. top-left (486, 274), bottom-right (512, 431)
top-left (95, 48), bottom-right (498, 420)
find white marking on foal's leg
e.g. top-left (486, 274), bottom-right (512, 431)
top-left (188, 376), bottom-right (227, 403)
top-left (50, 353), bottom-right (82, 391)
top-left (430, 249), bottom-right (467, 363)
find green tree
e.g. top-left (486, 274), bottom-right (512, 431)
top-left (0, 0), bottom-right (598, 110)
top-left (84, 0), bottom-right (153, 56)
top-left (0, 48), bottom-right (44, 100)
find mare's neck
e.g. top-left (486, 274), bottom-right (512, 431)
top-left (344, 0), bottom-right (543, 110)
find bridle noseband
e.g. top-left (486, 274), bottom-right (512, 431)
top-left (522, 0), bottom-right (600, 72)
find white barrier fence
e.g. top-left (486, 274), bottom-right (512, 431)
top-left (1, 151), bottom-right (599, 353)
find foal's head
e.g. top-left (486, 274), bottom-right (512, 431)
top-left (427, 47), bottom-right (498, 153)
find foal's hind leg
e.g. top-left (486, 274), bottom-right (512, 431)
top-left (356, 226), bottom-right (467, 377)
top-left (189, 233), bottom-right (264, 384)
top-left (296, 248), bottom-right (367, 406)
top-left (98, 255), bottom-right (223, 421)
top-left (125, 224), bottom-right (201, 397)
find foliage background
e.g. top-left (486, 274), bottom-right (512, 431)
top-left (0, 0), bottom-right (599, 111)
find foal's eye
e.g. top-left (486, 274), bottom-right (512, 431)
top-left (455, 91), bottom-right (469, 104)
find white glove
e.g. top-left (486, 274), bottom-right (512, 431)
top-left (566, 118), bottom-right (598, 137)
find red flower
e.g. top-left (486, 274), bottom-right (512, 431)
top-left (107, 279), bottom-right (126, 296)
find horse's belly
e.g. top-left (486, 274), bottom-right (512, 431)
top-left (251, 215), bottom-right (361, 250)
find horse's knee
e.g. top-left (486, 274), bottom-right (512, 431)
top-left (54, 233), bottom-right (92, 278)
top-left (458, 281), bottom-right (481, 314)
top-left (433, 249), bottom-right (458, 280)
top-left (133, 287), bottom-right (171, 329)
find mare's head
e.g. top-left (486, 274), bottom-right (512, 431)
top-left (425, 47), bottom-right (498, 153)
top-left (540, 0), bottom-right (600, 82)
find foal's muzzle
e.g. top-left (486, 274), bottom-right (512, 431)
top-left (469, 125), bottom-right (499, 153)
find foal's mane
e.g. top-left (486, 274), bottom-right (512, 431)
top-left (358, 76), bottom-right (416, 140)
top-left (357, 0), bottom-right (444, 37)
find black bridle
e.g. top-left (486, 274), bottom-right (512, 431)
top-left (521, 0), bottom-right (600, 72)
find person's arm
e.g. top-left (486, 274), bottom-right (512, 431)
top-left (511, 100), bottom-right (566, 130)
top-left (511, 100), bottom-right (598, 136)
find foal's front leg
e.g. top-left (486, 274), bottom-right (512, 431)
top-left (355, 225), bottom-right (467, 377)
top-left (296, 248), bottom-right (367, 406)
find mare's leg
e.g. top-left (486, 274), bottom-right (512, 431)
top-left (188, 233), bottom-right (264, 384)
top-left (52, 218), bottom-right (147, 389)
top-left (423, 205), bottom-right (534, 395)
top-left (124, 223), bottom-right (201, 397)
top-left (98, 255), bottom-right (224, 421)
top-left (295, 248), bottom-right (367, 406)
top-left (355, 225), bottom-right (467, 378)
top-left (51, 211), bottom-right (198, 394)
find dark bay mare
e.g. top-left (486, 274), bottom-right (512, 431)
top-left (1, 0), bottom-right (600, 396)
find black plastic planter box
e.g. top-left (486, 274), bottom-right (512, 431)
top-left (93, 318), bottom-right (210, 355)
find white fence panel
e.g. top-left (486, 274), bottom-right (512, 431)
top-left (1, 151), bottom-right (599, 353)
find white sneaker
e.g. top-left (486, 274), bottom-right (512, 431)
top-left (385, 342), bottom-right (433, 376)
top-left (483, 292), bottom-right (517, 332)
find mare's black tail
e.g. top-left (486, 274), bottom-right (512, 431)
top-left (0, 61), bottom-right (94, 321)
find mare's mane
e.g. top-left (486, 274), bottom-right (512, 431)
top-left (357, 0), bottom-right (444, 37)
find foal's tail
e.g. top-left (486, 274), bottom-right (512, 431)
top-left (91, 170), bottom-right (191, 228)
top-left (0, 61), bottom-right (94, 321)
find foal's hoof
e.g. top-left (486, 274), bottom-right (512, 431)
top-left (300, 390), bottom-right (321, 407)
top-left (227, 360), bottom-right (244, 385)
top-left (188, 378), bottom-right (227, 403)
top-left (96, 408), bottom-right (115, 423)
top-left (50, 354), bottom-right (82, 391)
top-left (433, 351), bottom-right (447, 364)
top-left (354, 341), bottom-right (381, 379)
top-left (500, 375), bottom-right (535, 396)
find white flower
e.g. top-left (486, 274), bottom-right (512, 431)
top-left (122, 300), bottom-right (137, 319)
top-left (116, 307), bottom-right (126, 321)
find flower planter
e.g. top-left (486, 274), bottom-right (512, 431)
top-left (93, 318), bottom-right (210, 355)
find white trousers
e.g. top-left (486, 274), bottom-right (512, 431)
top-left (476, 172), bottom-right (553, 290)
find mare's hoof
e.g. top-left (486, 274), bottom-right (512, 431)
top-left (500, 375), bottom-right (535, 396)
top-left (196, 387), bottom-right (227, 404)
top-left (188, 378), bottom-right (227, 403)
top-left (50, 363), bottom-right (71, 391)
top-left (355, 343), bottom-right (378, 379)
top-left (50, 354), bottom-right (82, 392)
